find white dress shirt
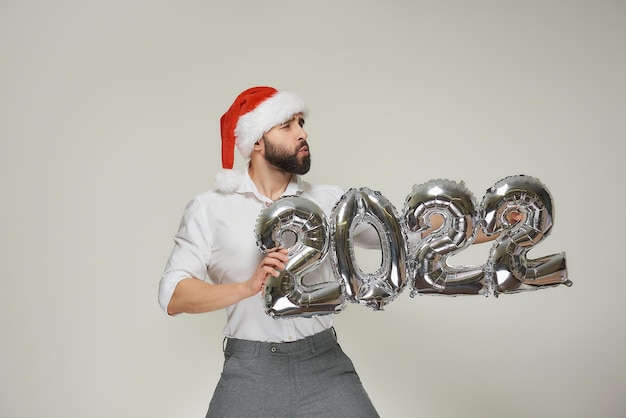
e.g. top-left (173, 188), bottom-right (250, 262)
top-left (159, 170), bottom-right (350, 342)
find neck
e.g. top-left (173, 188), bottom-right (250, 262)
top-left (248, 163), bottom-right (293, 201)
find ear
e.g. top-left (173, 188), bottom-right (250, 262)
top-left (253, 137), bottom-right (265, 152)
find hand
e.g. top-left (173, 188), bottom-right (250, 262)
top-left (474, 210), bottom-right (524, 244)
top-left (245, 248), bottom-right (289, 296)
top-left (506, 210), bottom-right (524, 225)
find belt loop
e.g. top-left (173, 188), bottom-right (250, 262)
top-left (222, 337), bottom-right (228, 353)
top-left (254, 341), bottom-right (261, 358)
top-left (309, 334), bottom-right (317, 354)
top-left (331, 326), bottom-right (337, 341)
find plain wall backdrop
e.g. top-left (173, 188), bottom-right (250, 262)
top-left (1, 1), bottom-right (625, 417)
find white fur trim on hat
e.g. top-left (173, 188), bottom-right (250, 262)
top-left (234, 90), bottom-right (308, 158)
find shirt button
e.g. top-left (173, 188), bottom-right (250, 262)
top-left (270, 346), bottom-right (277, 353)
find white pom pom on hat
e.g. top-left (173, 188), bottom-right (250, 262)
top-left (216, 86), bottom-right (308, 192)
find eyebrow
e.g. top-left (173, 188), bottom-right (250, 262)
top-left (283, 116), bottom-right (305, 126)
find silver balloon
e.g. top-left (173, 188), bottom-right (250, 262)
top-left (481, 175), bottom-right (571, 296)
top-left (255, 196), bottom-right (344, 318)
top-left (330, 187), bottom-right (408, 310)
top-left (403, 178), bottom-right (487, 296)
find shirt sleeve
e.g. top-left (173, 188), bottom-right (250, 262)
top-left (353, 223), bottom-right (383, 249)
top-left (158, 198), bottom-right (212, 314)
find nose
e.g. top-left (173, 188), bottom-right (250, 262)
top-left (297, 125), bottom-right (308, 141)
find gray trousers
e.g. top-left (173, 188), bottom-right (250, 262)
top-left (206, 328), bottom-right (380, 418)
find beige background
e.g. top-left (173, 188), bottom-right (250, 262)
top-left (1, 1), bottom-right (625, 417)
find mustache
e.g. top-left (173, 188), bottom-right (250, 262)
top-left (298, 141), bottom-right (310, 151)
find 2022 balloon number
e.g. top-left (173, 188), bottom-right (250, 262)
top-left (255, 174), bottom-right (571, 318)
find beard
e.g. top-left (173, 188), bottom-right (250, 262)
top-left (263, 138), bottom-right (311, 175)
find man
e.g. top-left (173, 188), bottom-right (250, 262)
top-left (159, 86), bottom-right (381, 417)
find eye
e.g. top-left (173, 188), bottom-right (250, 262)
top-left (298, 118), bottom-right (305, 127)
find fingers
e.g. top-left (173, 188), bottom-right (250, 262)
top-left (507, 210), bottom-right (524, 224)
top-left (261, 257), bottom-right (287, 280)
top-left (250, 249), bottom-right (290, 292)
top-left (248, 265), bottom-right (279, 294)
top-left (264, 248), bottom-right (289, 268)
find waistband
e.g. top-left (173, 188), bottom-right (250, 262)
top-left (224, 327), bottom-right (337, 356)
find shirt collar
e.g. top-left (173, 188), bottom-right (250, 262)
top-left (237, 168), bottom-right (307, 202)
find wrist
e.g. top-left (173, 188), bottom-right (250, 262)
top-left (238, 280), bottom-right (257, 299)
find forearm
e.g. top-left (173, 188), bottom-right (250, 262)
top-left (167, 277), bottom-right (254, 315)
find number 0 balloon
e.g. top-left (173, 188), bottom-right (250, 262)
top-left (330, 187), bottom-right (408, 310)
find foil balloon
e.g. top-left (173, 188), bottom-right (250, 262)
top-left (404, 178), bottom-right (487, 296)
top-left (481, 175), bottom-right (571, 296)
top-left (255, 196), bottom-right (344, 318)
top-left (330, 187), bottom-right (408, 310)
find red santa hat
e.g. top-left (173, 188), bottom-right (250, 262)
top-left (215, 86), bottom-right (308, 191)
